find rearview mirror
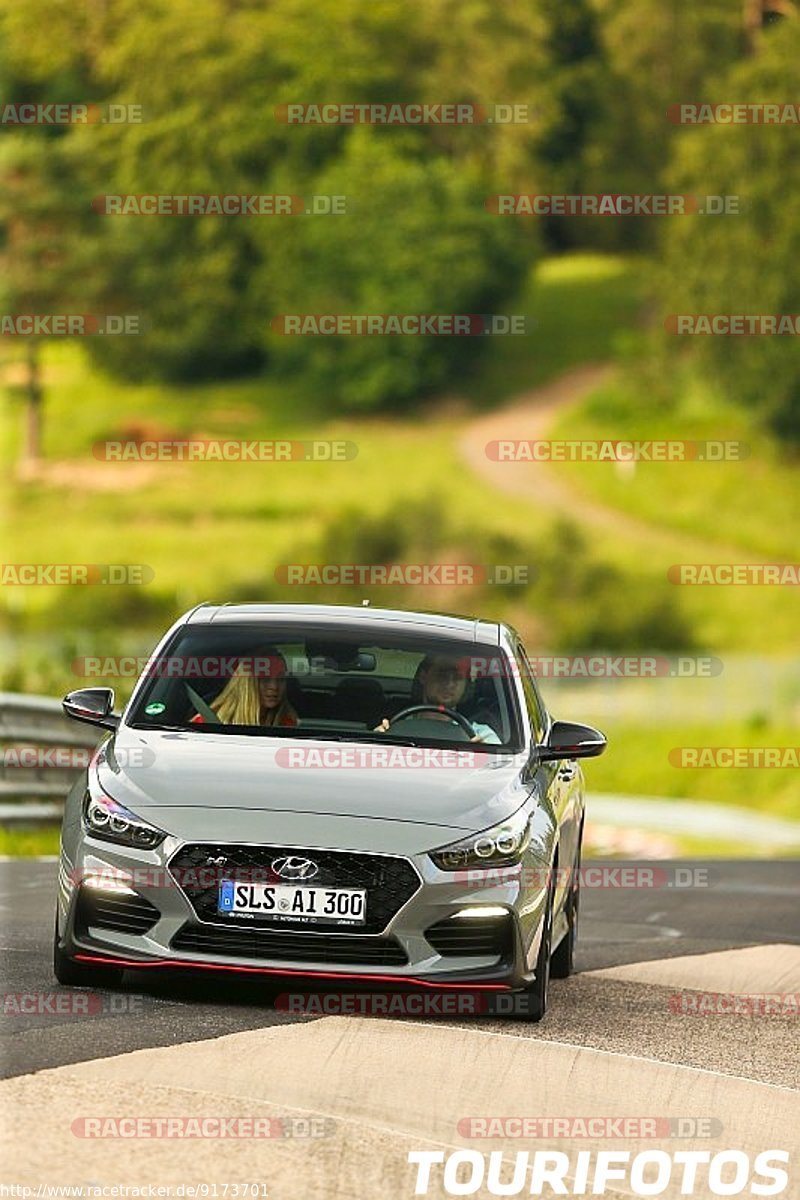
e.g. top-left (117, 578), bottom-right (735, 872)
top-left (63, 687), bottom-right (120, 731)
top-left (538, 719), bottom-right (606, 762)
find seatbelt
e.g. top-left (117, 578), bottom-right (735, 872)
top-left (185, 683), bottom-right (222, 724)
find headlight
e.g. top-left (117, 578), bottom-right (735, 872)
top-left (430, 807), bottom-right (531, 871)
top-left (83, 789), bottom-right (166, 849)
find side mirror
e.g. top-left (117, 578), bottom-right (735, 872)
top-left (538, 719), bottom-right (606, 762)
top-left (63, 687), bottom-right (120, 731)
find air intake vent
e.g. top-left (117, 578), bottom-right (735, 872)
top-left (425, 914), bottom-right (513, 959)
top-left (76, 889), bottom-right (160, 936)
top-left (171, 922), bottom-right (408, 966)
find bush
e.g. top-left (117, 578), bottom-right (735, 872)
top-left (308, 500), bottom-right (696, 649)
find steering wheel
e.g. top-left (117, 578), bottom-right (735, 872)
top-left (387, 704), bottom-right (476, 738)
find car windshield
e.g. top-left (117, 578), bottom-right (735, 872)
top-left (126, 623), bottom-right (522, 752)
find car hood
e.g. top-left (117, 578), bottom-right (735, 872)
top-left (96, 727), bottom-right (531, 842)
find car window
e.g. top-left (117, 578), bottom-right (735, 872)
top-left (127, 624), bottom-right (524, 752)
top-left (514, 643), bottom-right (547, 743)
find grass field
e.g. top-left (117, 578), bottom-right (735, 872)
top-left (548, 371), bottom-right (800, 563)
top-left (2, 252), bottom-right (799, 851)
top-left (3, 253), bottom-right (797, 649)
top-left (463, 253), bottom-right (646, 406)
top-left (584, 720), bottom-right (800, 821)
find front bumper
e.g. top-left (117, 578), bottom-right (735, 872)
top-left (58, 833), bottom-right (550, 990)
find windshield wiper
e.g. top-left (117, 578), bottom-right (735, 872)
top-left (128, 722), bottom-right (189, 732)
top-left (253, 728), bottom-right (425, 747)
top-left (133, 723), bottom-right (429, 747)
top-left (127, 722), bottom-right (501, 751)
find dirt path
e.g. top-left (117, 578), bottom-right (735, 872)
top-left (458, 363), bottom-right (758, 560)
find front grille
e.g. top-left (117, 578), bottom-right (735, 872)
top-left (168, 843), bottom-right (421, 935)
top-left (425, 914), bottom-right (513, 959)
top-left (76, 888), bottom-right (160, 936)
top-left (171, 922), bottom-right (408, 966)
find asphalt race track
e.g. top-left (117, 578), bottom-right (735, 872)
top-left (1, 858), bottom-right (799, 1199)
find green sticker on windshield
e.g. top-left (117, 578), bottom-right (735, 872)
top-left (145, 702), bottom-right (166, 716)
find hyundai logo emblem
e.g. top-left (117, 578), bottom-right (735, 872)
top-left (272, 855), bottom-right (319, 881)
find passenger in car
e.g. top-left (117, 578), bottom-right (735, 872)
top-left (375, 653), bottom-right (501, 743)
top-left (190, 647), bottom-right (299, 728)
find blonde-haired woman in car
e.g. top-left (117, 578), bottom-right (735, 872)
top-left (191, 648), bottom-right (299, 728)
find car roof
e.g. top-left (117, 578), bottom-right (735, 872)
top-left (183, 602), bottom-right (504, 644)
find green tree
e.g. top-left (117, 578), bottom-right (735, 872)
top-left (1, 0), bottom-right (543, 401)
top-left (532, 0), bottom-right (611, 250)
top-left (0, 52), bottom-right (100, 461)
top-left (658, 22), bottom-right (800, 441)
top-left (584, 0), bottom-right (743, 249)
top-left (255, 133), bottom-right (534, 410)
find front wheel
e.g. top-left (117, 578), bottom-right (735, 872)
top-left (53, 915), bottom-right (124, 989)
top-left (519, 880), bottom-right (554, 1022)
top-left (551, 838), bottom-right (581, 980)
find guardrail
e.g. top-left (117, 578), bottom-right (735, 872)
top-left (0, 693), bottom-right (101, 822)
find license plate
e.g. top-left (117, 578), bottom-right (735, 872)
top-left (218, 880), bottom-right (367, 925)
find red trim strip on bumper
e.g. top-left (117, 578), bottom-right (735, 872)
top-left (74, 953), bottom-right (511, 989)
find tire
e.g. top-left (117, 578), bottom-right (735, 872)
top-left (53, 915), bottom-right (124, 989)
top-left (551, 832), bottom-right (582, 980)
top-left (519, 878), bottom-right (554, 1022)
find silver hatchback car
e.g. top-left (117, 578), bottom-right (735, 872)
top-left (55, 604), bottom-right (606, 1020)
